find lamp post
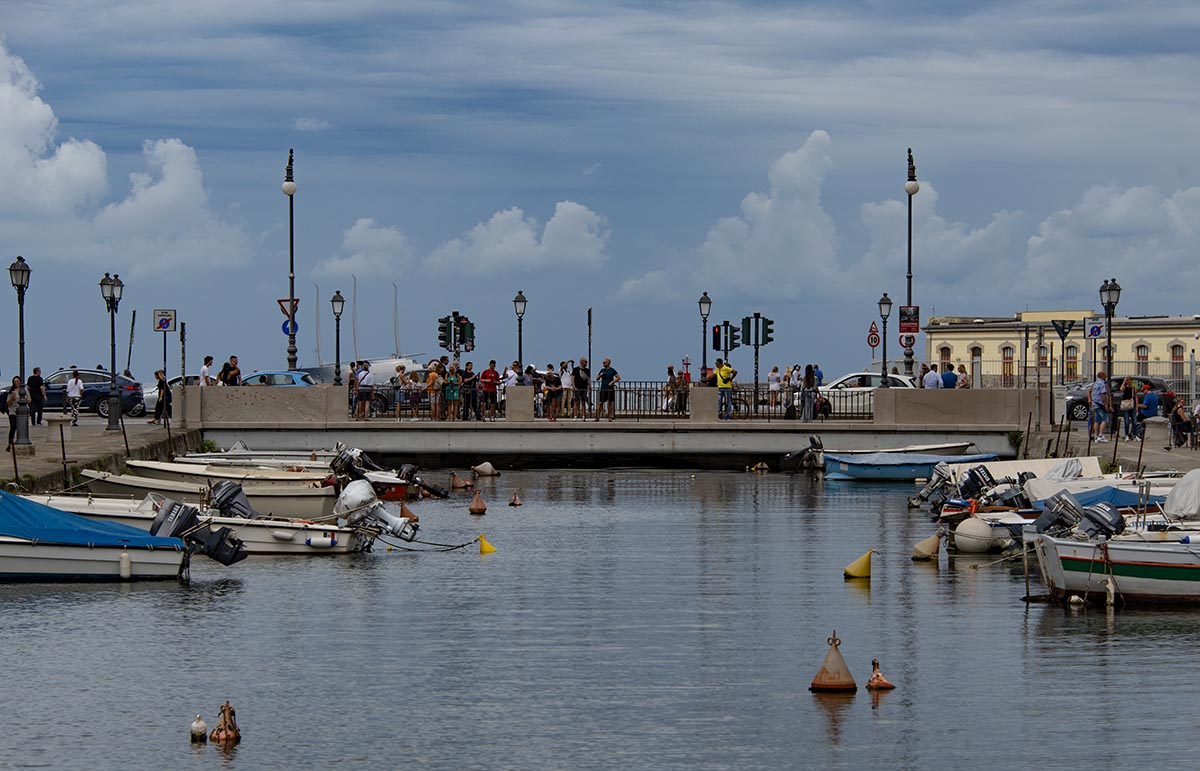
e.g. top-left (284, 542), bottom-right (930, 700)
top-left (903, 148), bottom-right (920, 376)
top-left (331, 290), bottom-right (345, 386)
top-left (513, 290), bottom-right (527, 370)
top-left (282, 149), bottom-right (298, 372)
top-left (8, 256), bottom-right (31, 446)
top-left (1100, 277), bottom-right (1121, 377)
top-left (879, 292), bottom-right (893, 388)
top-left (99, 272), bottom-right (124, 431)
top-left (698, 291), bottom-right (712, 381)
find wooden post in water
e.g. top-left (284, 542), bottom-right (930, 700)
top-left (1021, 412), bottom-right (1032, 459)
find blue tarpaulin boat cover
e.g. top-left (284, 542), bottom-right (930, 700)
top-left (0, 491), bottom-right (183, 549)
top-left (1032, 486), bottom-right (1165, 510)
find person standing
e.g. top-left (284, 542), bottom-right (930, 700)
top-left (940, 365), bottom-right (957, 389)
top-left (26, 366), bottom-right (45, 426)
top-left (715, 357), bottom-right (737, 420)
top-left (1117, 376), bottom-right (1135, 440)
top-left (222, 356), bottom-right (242, 386)
top-left (922, 363), bottom-right (942, 389)
top-left (543, 363), bottom-right (562, 421)
top-left (956, 364), bottom-right (971, 389)
top-left (65, 367), bottom-right (84, 426)
top-left (460, 361), bottom-right (479, 420)
top-left (801, 364), bottom-right (819, 422)
top-left (5, 376), bottom-right (19, 451)
top-left (426, 363), bottom-right (444, 421)
top-left (150, 370), bottom-right (171, 424)
top-left (917, 362), bottom-right (930, 388)
top-left (356, 362), bottom-right (374, 420)
top-left (480, 360), bottom-right (500, 421)
top-left (559, 361), bottom-right (572, 419)
top-left (594, 358), bottom-right (620, 422)
top-left (200, 356), bottom-right (214, 386)
top-left (572, 357), bottom-right (591, 419)
top-left (813, 364), bottom-right (824, 387)
top-left (391, 365), bottom-right (408, 420)
top-left (1090, 370), bottom-right (1111, 443)
top-left (767, 366), bottom-right (781, 409)
top-left (444, 362), bottom-right (461, 422)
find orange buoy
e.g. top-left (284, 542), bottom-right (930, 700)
top-left (468, 489), bottom-right (487, 515)
top-left (509, 492), bottom-right (522, 507)
top-left (451, 472), bottom-right (472, 490)
top-left (208, 700), bottom-right (241, 745)
top-left (399, 502), bottom-right (419, 522)
top-left (810, 631), bottom-right (857, 692)
top-left (866, 658), bottom-right (895, 691)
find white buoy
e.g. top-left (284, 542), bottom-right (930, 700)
top-left (471, 462), bottom-right (500, 477)
top-left (190, 714), bottom-right (208, 743)
top-left (119, 550), bottom-right (132, 580)
top-left (952, 518), bottom-right (997, 554)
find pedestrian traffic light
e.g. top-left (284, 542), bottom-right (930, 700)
top-left (761, 317), bottom-right (775, 345)
top-left (712, 324), bottom-right (722, 351)
top-left (437, 315), bottom-right (452, 350)
top-left (728, 323), bottom-right (741, 351)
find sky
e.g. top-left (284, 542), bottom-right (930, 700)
top-left (1, 0), bottom-right (1199, 384)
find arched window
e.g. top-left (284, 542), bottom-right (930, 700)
top-left (970, 346), bottom-right (982, 389)
top-left (1038, 345), bottom-right (1048, 368)
top-left (1065, 345), bottom-right (1079, 382)
top-left (1172, 344), bottom-right (1185, 382)
top-left (1002, 346), bottom-right (1015, 388)
top-left (1136, 344), bottom-right (1149, 376)
top-left (939, 347), bottom-right (952, 373)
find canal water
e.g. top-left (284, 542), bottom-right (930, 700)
top-left (2, 469), bottom-right (1199, 770)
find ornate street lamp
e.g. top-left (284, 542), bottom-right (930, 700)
top-left (330, 290), bottom-right (345, 386)
top-left (878, 292), bottom-right (893, 388)
top-left (282, 148), bottom-right (298, 371)
top-left (698, 291), bottom-right (712, 381)
top-left (904, 148), bottom-right (920, 376)
top-left (1100, 277), bottom-right (1121, 377)
top-left (8, 256), bottom-right (31, 446)
top-left (513, 290), bottom-right (527, 370)
top-left (99, 272), bottom-right (124, 431)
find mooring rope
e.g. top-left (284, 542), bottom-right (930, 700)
top-left (376, 535), bottom-right (481, 552)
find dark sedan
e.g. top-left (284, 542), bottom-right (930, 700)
top-left (2, 368), bottom-right (146, 417)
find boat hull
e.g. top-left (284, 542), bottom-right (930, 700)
top-left (824, 452), bottom-right (999, 481)
top-left (0, 536), bottom-right (184, 581)
top-left (80, 470), bottom-right (336, 520)
top-left (1034, 535), bottom-right (1200, 605)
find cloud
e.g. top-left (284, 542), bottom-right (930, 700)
top-left (293, 117), bottom-right (332, 132)
top-left (425, 201), bottom-right (608, 273)
top-left (692, 130), bottom-right (839, 298)
top-left (583, 163), bottom-right (602, 176)
top-left (0, 41), bottom-right (251, 274)
top-left (312, 217), bottom-right (414, 279)
top-left (616, 269), bottom-right (678, 302)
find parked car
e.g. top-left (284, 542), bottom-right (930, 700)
top-left (815, 371), bottom-right (916, 417)
top-left (1065, 376), bottom-right (1168, 421)
top-left (0, 368), bottom-right (145, 417)
top-left (143, 374), bottom-right (201, 413)
top-left (242, 371), bottom-right (318, 387)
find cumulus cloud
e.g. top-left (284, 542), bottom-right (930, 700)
top-left (425, 201), bottom-right (608, 273)
top-left (616, 269), bottom-right (678, 302)
top-left (312, 217), bottom-right (414, 279)
top-left (583, 163), bottom-right (602, 176)
top-left (0, 41), bottom-right (250, 274)
top-left (693, 130), bottom-right (839, 298)
top-left (293, 117), bottom-right (332, 132)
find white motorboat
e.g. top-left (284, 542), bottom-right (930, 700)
top-left (125, 459), bottom-right (333, 488)
top-left (28, 480), bottom-right (417, 555)
top-left (80, 469), bottom-right (337, 520)
top-left (0, 490), bottom-right (187, 581)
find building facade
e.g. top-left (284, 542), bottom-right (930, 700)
top-left (925, 310), bottom-right (1200, 390)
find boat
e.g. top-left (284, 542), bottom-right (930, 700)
top-left (833, 442), bottom-right (974, 456)
top-left (823, 451), bottom-right (999, 481)
top-left (80, 469), bottom-right (337, 519)
top-left (782, 436), bottom-right (974, 471)
top-left (1034, 535), bottom-right (1200, 605)
top-left (0, 490), bottom-right (187, 581)
top-left (125, 459), bottom-right (333, 488)
top-left (28, 479), bottom-right (417, 556)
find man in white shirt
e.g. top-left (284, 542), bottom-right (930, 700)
top-left (355, 364), bottom-right (374, 420)
top-left (65, 367), bottom-right (84, 426)
top-left (502, 361), bottom-right (520, 388)
top-left (200, 356), bottom-right (213, 386)
top-left (922, 363), bottom-right (943, 389)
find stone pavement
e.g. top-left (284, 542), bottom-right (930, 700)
top-left (1, 415), bottom-right (200, 493)
top-left (1027, 423), bottom-right (1200, 474)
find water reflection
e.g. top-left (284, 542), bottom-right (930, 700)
top-left (811, 691), bottom-right (856, 744)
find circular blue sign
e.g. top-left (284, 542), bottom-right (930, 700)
top-left (282, 320), bottom-right (298, 335)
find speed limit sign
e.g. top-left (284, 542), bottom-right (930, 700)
top-left (867, 332), bottom-right (880, 349)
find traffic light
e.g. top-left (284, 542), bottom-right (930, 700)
top-left (728, 322), bottom-right (741, 351)
top-left (437, 315), bottom-right (452, 350)
top-left (712, 324), bottom-right (722, 351)
top-left (460, 318), bottom-right (475, 352)
top-left (741, 316), bottom-right (752, 346)
top-left (761, 317), bottom-right (775, 345)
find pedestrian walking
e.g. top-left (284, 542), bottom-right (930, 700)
top-left (5, 376), bottom-right (19, 451)
top-left (27, 366), bottom-right (45, 425)
top-left (64, 367), bottom-right (83, 426)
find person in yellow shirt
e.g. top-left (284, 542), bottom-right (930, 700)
top-left (715, 358), bottom-right (737, 420)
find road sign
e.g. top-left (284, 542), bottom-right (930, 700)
top-left (1085, 319), bottom-right (1104, 339)
top-left (282, 319), bottom-right (298, 335)
top-left (278, 298), bottom-right (299, 317)
top-left (153, 309), bottom-right (176, 333)
top-left (867, 332), bottom-right (880, 349)
top-left (899, 305), bottom-right (920, 334)
top-left (868, 321), bottom-right (879, 334)
top-left (900, 334), bottom-right (916, 348)
top-left (1050, 319), bottom-right (1076, 341)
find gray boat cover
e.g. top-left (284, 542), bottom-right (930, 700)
top-left (0, 490), bottom-right (183, 549)
top-left (1043, 458), bottom-right (1083, 481)
top-left (1164, 469), bottom-right (1200, 519)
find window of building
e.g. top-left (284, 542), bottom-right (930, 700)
top-left (1065, 345), bottom-right (1078, 382)
top-left (970, 346), bottom-right (982, 389)
top-left (1136, 344), bottom-right (1149, 376)
top-left (1172, 344), bottom-right (1184, 382)
top-left (939, 347), bottom-right (951, 373)
top-left (1038, 345), bottom-right (1048, 368)
top-left (1001, 346), bottom-right (1014, 388)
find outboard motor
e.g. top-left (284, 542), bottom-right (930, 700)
top-left (909, 462), bottom-right (952, 509)
top-left (333, 479), bottom-right (418, 541)
top-left (330, 449), bottom-right (365, 481)
top-left (209, 480), bottom-right (261, 520)
top-left (958, 465), bottom-right (997, 501)
top-left (1033, 491), bottom-right (1086, 535)
top-left (1077, 502), bottom-right (1125, 539)
top-left (150, 497), bottom-right (247, 566)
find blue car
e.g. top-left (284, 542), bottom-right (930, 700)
top-left (1, 368), bottom-right (146, 417)
top-left (240, 371), bottom-right (318, 387)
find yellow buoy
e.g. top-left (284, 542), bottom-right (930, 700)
top-left (468, 489), bottom-right (487, 515)
top-left (478, 534), bottom-right (496, 554)
top-left (911, 533), bottom-right (941, 561)
top-left (809, 631), bottom-right (857, 692)
top-left (844, 549), bottom-right (875, 579)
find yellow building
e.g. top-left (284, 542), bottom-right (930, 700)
top-left (925, 310), bottom-right (1200, 389)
